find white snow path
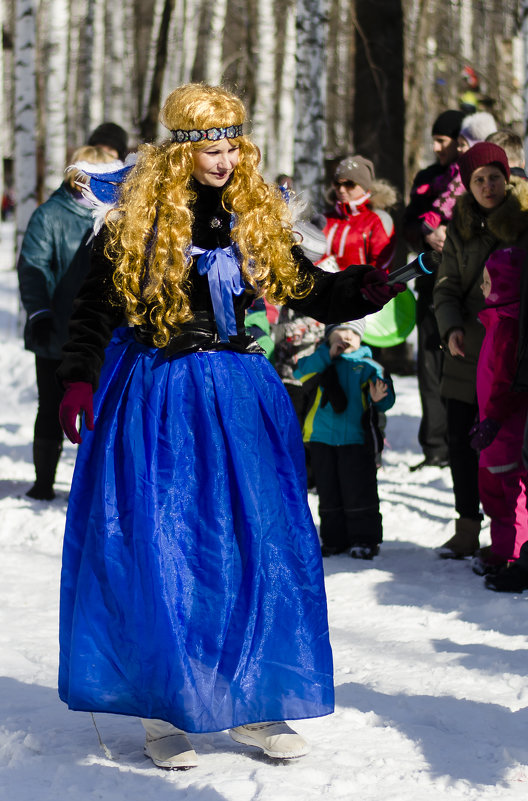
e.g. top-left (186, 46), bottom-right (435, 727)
top-left (1, 222), bottom-right (527, 799)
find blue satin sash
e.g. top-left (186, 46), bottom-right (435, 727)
top-left (192, 246), bottom-right (245, 342)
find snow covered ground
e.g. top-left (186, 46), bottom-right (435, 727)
top-left (1, 220), bottom-right (527, 800)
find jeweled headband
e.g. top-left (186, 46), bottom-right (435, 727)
top-left (170, 124), bottom-right (244, 144)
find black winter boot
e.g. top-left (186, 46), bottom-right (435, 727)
top-left (26, 438), bottom-right (62, 500)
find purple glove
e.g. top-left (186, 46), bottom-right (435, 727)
top-left (361, 270), bottom-right (406, 307)
top-left (59, 381), bottom-right (94, 444)
top-left (469, 418), bottom-right (500, 451)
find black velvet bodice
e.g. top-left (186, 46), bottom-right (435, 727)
top-left (58, 179), bottom-right (379, 388)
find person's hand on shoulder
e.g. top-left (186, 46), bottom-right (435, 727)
top-left (424, 224), bottom-right (446, 253)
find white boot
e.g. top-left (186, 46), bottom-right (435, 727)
top-left (229, 721), bottom-right (310, 759)
top-left (141, 718), bottom-right (198, 769)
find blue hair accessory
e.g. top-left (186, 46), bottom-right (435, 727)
top-left (68, 154), bottom-right (138, 233)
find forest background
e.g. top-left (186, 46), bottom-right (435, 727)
top-left (2, 0), bottom-right (527, 259)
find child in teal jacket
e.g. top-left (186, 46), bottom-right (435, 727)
top-left (294, 319), bottom-right (395, 558)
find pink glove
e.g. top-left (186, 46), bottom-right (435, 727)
top-left (59, 381), bottom-right (94, 444)
top-left (361, 270), bottom-right (406, 307)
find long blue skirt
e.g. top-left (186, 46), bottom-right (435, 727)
top-left (59, 329), bottom-right (334, 733)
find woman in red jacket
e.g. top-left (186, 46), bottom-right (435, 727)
top-left (322, 155), bottom-right (397, 273)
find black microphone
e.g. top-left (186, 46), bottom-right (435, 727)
top-left (386, 251), bottom-right (441, 285)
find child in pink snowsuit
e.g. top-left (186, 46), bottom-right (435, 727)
top-left (470, 247), bottom-right (528, 575)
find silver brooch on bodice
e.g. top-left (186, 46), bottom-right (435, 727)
top-left (210, 217), bottom-right (222, 229)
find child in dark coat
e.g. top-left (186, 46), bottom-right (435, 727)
top-left (294, 319), bottom-right (395, 558)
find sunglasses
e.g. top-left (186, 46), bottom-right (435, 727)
top-left (334, 179), bottom-right (357, 189)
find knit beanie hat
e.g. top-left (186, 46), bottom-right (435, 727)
top-left (88, 122), bottom-right (129, 161)
top-left (325, 319), bottom-right (366, 341)
top-left (484, 247), bottom-right (525, 305)
top-left (458, 142), bottom-right (510, 190)
top-left (334, 156), bottom-right (375, 192)
top-left (458, 111), bottom-right (497, 148)
top-left (431, 109), bottom-right (464, 139)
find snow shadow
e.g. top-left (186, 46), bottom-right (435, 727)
top-left (0, 306), bottom-right (20, 336)
top-left (431, 638), bottom-right (528, 677)
top-left (336, 679), bottom-right (528, 786)
top-left (0, 677), bottom-right (230, 801)
top-left (0, 479), bottom-right (70, 506)
top-left (379, 477), bottom-right (454, 524)
top-left (372, 552), bottom-right (528, 638)
top-left (322, 543), bottom-right (528, 638)
top-left (0, 440), bottom-right (32, 463)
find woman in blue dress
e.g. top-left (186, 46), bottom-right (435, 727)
top-left (57, 83), bottom-right (402, 769)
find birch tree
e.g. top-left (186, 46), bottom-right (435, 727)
top-left (14, 0), bottom-right (38, 259)
top-left (162, 0), bottom-right (202, 104)
top-left (140, 0), bottom-right (175, 141)
top-left (104, 0), bottom-right (130, 128)
top-left (66, 0), bottom-right (84, 149)
top-left (42, 0), bottom-right (69, 198)
top-left (273, 0), bottom-right (297, 177)
top-left (203, 0), bottom-right (228, 86)
top-left (293, 0), bottom-right (328, 210)
top-left (251, 0), bottom-right (276, 175)
top-left (89, 0), bottom-right (105, 131)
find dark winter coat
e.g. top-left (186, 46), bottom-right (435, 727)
top-left (57, 180), bottom-right (381, 389)
top-left (17, 183), bottom-right (94, 360)
top-left (434, 177), bottom-right (528, 404)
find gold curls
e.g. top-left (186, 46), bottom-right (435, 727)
top-left (107, 83), bottom-right (311, 347)
top-left (159, 84), bottom-right (247, 135)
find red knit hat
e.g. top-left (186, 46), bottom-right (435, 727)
top-left (458, 142), bottom-right (510, 191)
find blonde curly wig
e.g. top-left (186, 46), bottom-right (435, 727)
top-left (107, 83), bottom-right (311, 347)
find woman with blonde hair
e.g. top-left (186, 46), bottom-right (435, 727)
top-left (57, 83), bottom-right (402, 769)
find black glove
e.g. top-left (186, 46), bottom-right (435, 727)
top-left (30, 316), bottom-right (54, 346)
top-left (319, 364), bottom-right (348, 414)
top-left (469, 418), bottom-right (500, 451)
top-left (361, 270), bottom-right (405, 307)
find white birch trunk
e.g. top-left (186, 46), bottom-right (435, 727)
top-left (141, 0), bottom-right (166, 123)
top-left (160, 0), bottom-right (201, 138)
top-left (42, 0), bottom-right (69, 199)
top-left (274, 1), bottom-right (296, 177)
top-left (511, 30), bottom-right (524, 123)
top-left (459, 0), bottom-right (473, 62)
top-left (89, 0), bottom-right (105, 130)
top-left (67, 0), bottom-right (84, 148)
top-left (104, 0), bottom-right (127, 126)
top-left (14, 0), bottom-right (38, 260)
top-left (332, 0), bottom-right (350, 152)
top-left (293, 0), bottom-right (328, 210)
top-left (121, 0), bottom-right (139, 141)
top-left (180, 0), bottom-right (201, 81)
top-left (251, 0), bottom-right (276, 176)
top-left (203, 0), bottom-right (228, 86)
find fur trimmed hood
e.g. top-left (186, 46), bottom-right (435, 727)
top-left (325, 178), bottom-right (398, 213)
top-left (453, 175), bottom-right (528, 243)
